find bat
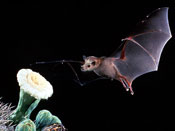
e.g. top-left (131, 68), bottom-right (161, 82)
top-left (81, 7), bottom-right (172, 95)
top-left (33, 7), bottom-right (172, 95)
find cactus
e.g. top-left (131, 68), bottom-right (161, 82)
top-left (15, 119), bottom-right (36, 131)
top-left (0, 98), bottom-right (15, 131)
top-left (4, 69), bottom-right (66, 130)
top-left (35, 110), bottom-right (63, 131)
top-left (9, 89), bottom-right (40, 124)
top-left (9, 69), bottom-right (53, 124)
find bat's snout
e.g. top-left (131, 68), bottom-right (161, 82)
top-left (81, 65), bottom-right (86, 72)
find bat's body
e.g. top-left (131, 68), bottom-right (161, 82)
top-left (81, 8), bottom-right (172, 95)
top-left (91, 57), bottom-right (117, 78)
top-left (81, 56), bottom-right (134, 94)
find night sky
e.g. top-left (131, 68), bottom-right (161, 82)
top-left (1, 1), bottom-right (175, 131)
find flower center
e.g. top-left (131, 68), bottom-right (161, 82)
top-left (27, 72), bottom-right (46, 89)
top-left (31, 75), bottom-right (40, 85)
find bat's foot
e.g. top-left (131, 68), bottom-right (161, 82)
top-left (126, 87), bottom-right (134, 95)
top-left (130, 91), bottom-right (134, 95)
top-left (119, 76), bottom-right (134, 95)
top-left (129, 87), bottom-right (134, 95)
top-left (119, 78), bottom-right (129, 91)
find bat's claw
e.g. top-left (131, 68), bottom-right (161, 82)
top-left (121, 37), bottom-right (133, 42)
top-left (121, 39), bottom-right (126, 42)
top-left (126, 88), bottom-right (134, 95)
top-left (129, 86), bottom-right (134, 95)
top-left (130, 89), bottom-right (134, 95)
top-left (131, 92), bottom-right (134, 95)
top-left (126, 88), bottom-right (129, 92)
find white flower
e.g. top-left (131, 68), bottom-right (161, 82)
top-left (17, 69), bottom-right (53, 100)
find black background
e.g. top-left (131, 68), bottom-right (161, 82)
top-left (1, 1), bottom-right (175, 131)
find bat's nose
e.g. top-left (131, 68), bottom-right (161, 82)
top-left (81, 67), bottom-right (85, 72)
top-left (81, 65), bottom-right (86, 72)
top-left (81, 68), bottom-right (86, 72)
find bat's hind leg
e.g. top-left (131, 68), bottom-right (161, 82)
top-left (119, 78), bottom-right (129, 92)
top-left (119, 76), bottom-right (134, 95)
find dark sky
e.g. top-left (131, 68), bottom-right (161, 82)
top-left (1, 1), bottom-right (175, 131)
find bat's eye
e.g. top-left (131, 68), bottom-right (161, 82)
top-left (87, 65), bottom-right (91, 68)
top-left (91, 61), bottom-right (96, 66)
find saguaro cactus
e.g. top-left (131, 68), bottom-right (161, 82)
top-left (6, 69), bottom-right (66, 130)
top-left (9, 69), bottom-right (53, 124)
top-left (0, 98), bottom-right (14, 131)
top-left (35, 110), bottom-right (65, 131)
top-left (15, 119), bottom-right (36, 131)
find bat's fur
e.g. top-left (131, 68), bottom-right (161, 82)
top-left (81, 57), bottom-right (118, 79)
top-left (81, 56), bottom-right (127, 86)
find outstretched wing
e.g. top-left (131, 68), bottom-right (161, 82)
top-left (112, 7), bottom-right (172, 83)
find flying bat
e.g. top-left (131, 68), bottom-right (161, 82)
top-left (80, 7), bottom-right (172, 95)
top-left (34, 7), bottom-right (172, 95)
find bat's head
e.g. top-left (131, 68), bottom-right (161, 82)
top-left (81, 56), bottom-right (101, 72)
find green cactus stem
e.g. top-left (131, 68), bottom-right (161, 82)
top-left (9, 89), bottom-right (40, 124)
top-left (35, 110), bottom-right (62, 131)
top-left (15, 119), bottom-right (36, 131)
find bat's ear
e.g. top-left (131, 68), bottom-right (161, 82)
top-left (83, 55), bottom-right (87, 60)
